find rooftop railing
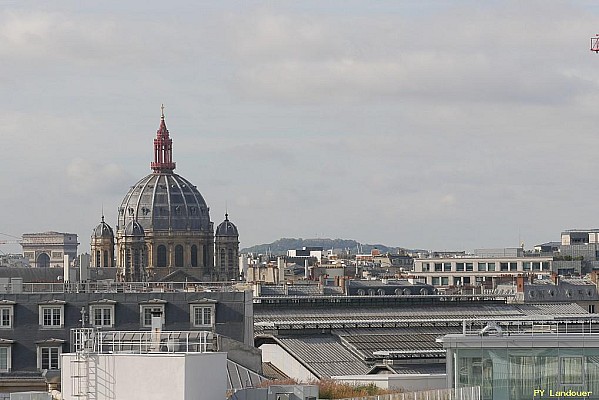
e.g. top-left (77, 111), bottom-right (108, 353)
top-left (0, 281), bottom-right (243, 294)
top-left (461, 315), bottom-right (599, 336)
top-left (70, 328), bottom-right (214, 354)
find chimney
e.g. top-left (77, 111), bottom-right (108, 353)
top-left (516, 275), bottom-right (525, 293)
top-left (551, 272), bottom-right (559, 285)
top-left (150, 309), bottom-right (163, 352)
top-left (63, 255), bottom-right (70, 283)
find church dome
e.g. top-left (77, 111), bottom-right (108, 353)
top-left (92, 216), bottom-right (114, 239)
top-left (118, 173), bottom-right (211, 232)
top-left (117, 107), bottom-right (212, 234)
top-left (124, 220), bottom-right (145, 237)
top-left (216, 213), bottom-right (238, 236)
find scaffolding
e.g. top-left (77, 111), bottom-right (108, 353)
top-left (70, 328), bottom-right (96, 399)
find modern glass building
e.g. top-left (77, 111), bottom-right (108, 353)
top-left (439, 318), bottom-right (599, 400)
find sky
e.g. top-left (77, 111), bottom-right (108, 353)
top-left (1, 0), bottom-right (599, 254)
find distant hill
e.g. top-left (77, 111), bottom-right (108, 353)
top-left (241, 238), bottom-right (402, 256)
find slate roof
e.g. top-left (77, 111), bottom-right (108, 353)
top-left (275, 335), bottom-right (370, 378)
top-left (256, 298), bottom-right (591, 378)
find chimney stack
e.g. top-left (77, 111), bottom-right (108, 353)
top-left (516, 275), bottom-right (525, 293)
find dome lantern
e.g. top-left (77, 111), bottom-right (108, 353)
top-left (150, 104), bottom-right (176, 174)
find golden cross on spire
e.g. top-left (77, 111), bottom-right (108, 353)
top-left (161, 104), bottom-right (165, 119)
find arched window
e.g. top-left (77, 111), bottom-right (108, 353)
top-left (219, 249), bottom-right (225, 268)
top-left (103, 250), bottom-right (109, 267)
top-left (227, 249), bottom-right (234, 268)
top-left (175, 245), bottom-right (184, 268)
top-left (157, 245), bottom-right (167, 267)
top-left (191, 245), bottom-right (198, 268)
top-left (133, 249), bottom-right (141, 281)
top-left (133, 249), bottom-right (140, 268)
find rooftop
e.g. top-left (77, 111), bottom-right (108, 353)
top-left (0, 280), bottom-right (243, 294)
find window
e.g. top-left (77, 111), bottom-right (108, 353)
top-left (532, 262), bottom-right (541, 271)
top-left (38, 346), bottom-right (61, 370)
top-left (103, 250), bottom-right (109, 267)
top-left (456, 263), bottom-right (464, 272)
top-left (443, 262), bottom-right (451, 272)
top-left (431, 277), bottom-right (440, 285)
top-left (523, 262), bottom-right (531, 271)
top-left (175, 245), bottom-right (184, 268)
top-left (434, 263), bottom-right (442, 272)
top-left (542, 261), bottom-right (550, 271)
top-left (39, 304), bottom-right (64, 328)
top-left (93, 308), bottom-right (112, 327)
top-left (89, 305), bottom-right (114, 328)
top-left (0, 347), bottom-right (10, 372)
top-left (190, 304), bottom-right (215, 328)
top-left (466, 263), bottom-right (473, 272)
top-left (228, 249), bottom-right (234, 268)
top-left (196, 307), bottom-right (211, 326)
top-left (441, 277), bottom-right (449, 286)
top-left (560, 357), bottom-right (583, 385)
top-left (487, 263), bottom-right (495, 271)
top-left (422, 263), bottom-right (430, 272)
top-left (500, 262), bottom-right (508, 271)
top-left (477, 263), bottom-right (486, 272)
top-left (191, 245), bottom-right (198, 268)
top-left (157, 245), bottom-right (167, 267)
top-left (509, 262), bottom-right (517, 271)
top-left (0, 305), bottom-right (13, 329)
top-left (140, 304), bottom-right (166, 328)
top-left (463, 277), bottom-right (471, 285)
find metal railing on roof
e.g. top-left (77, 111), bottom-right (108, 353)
top-left (0, 281), bottom-right (241, 294)
top-left (256, 317), bottom-right (478, 330)
top-left (256, 314), bottom-right (599, 331)
top-left (336, 386), bottom-right (481, 400)
top-left (254, 294), bottom-right (515, 305)
top-left (460, 315), bottom-right (599, 336)
top-left (70, 328), bottom-right (214, 354)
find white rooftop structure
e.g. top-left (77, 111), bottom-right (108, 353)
top-left (61, 328), bottom-right (228, 400)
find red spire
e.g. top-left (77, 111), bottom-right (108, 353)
top-left (151, 104), bottom-right (176, 173)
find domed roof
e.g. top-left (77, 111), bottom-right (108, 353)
top-left (92, 216), bottom-right (114, 239)
top-left (124, 219), bottom-right (145, 237)
top-left (117, 109), bottom-right (212, 234)
top-left (118, 173), bottom-right (211, 232)
top-left (216, 213), bottom-right (238, 236)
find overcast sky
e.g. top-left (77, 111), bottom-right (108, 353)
top-left (2, 0), bottom-right (599, 253)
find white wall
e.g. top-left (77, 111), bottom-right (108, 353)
top-left (260, 343), bottom-right (318, 382)
top-left (62, 352), bottom-right (227, 400)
